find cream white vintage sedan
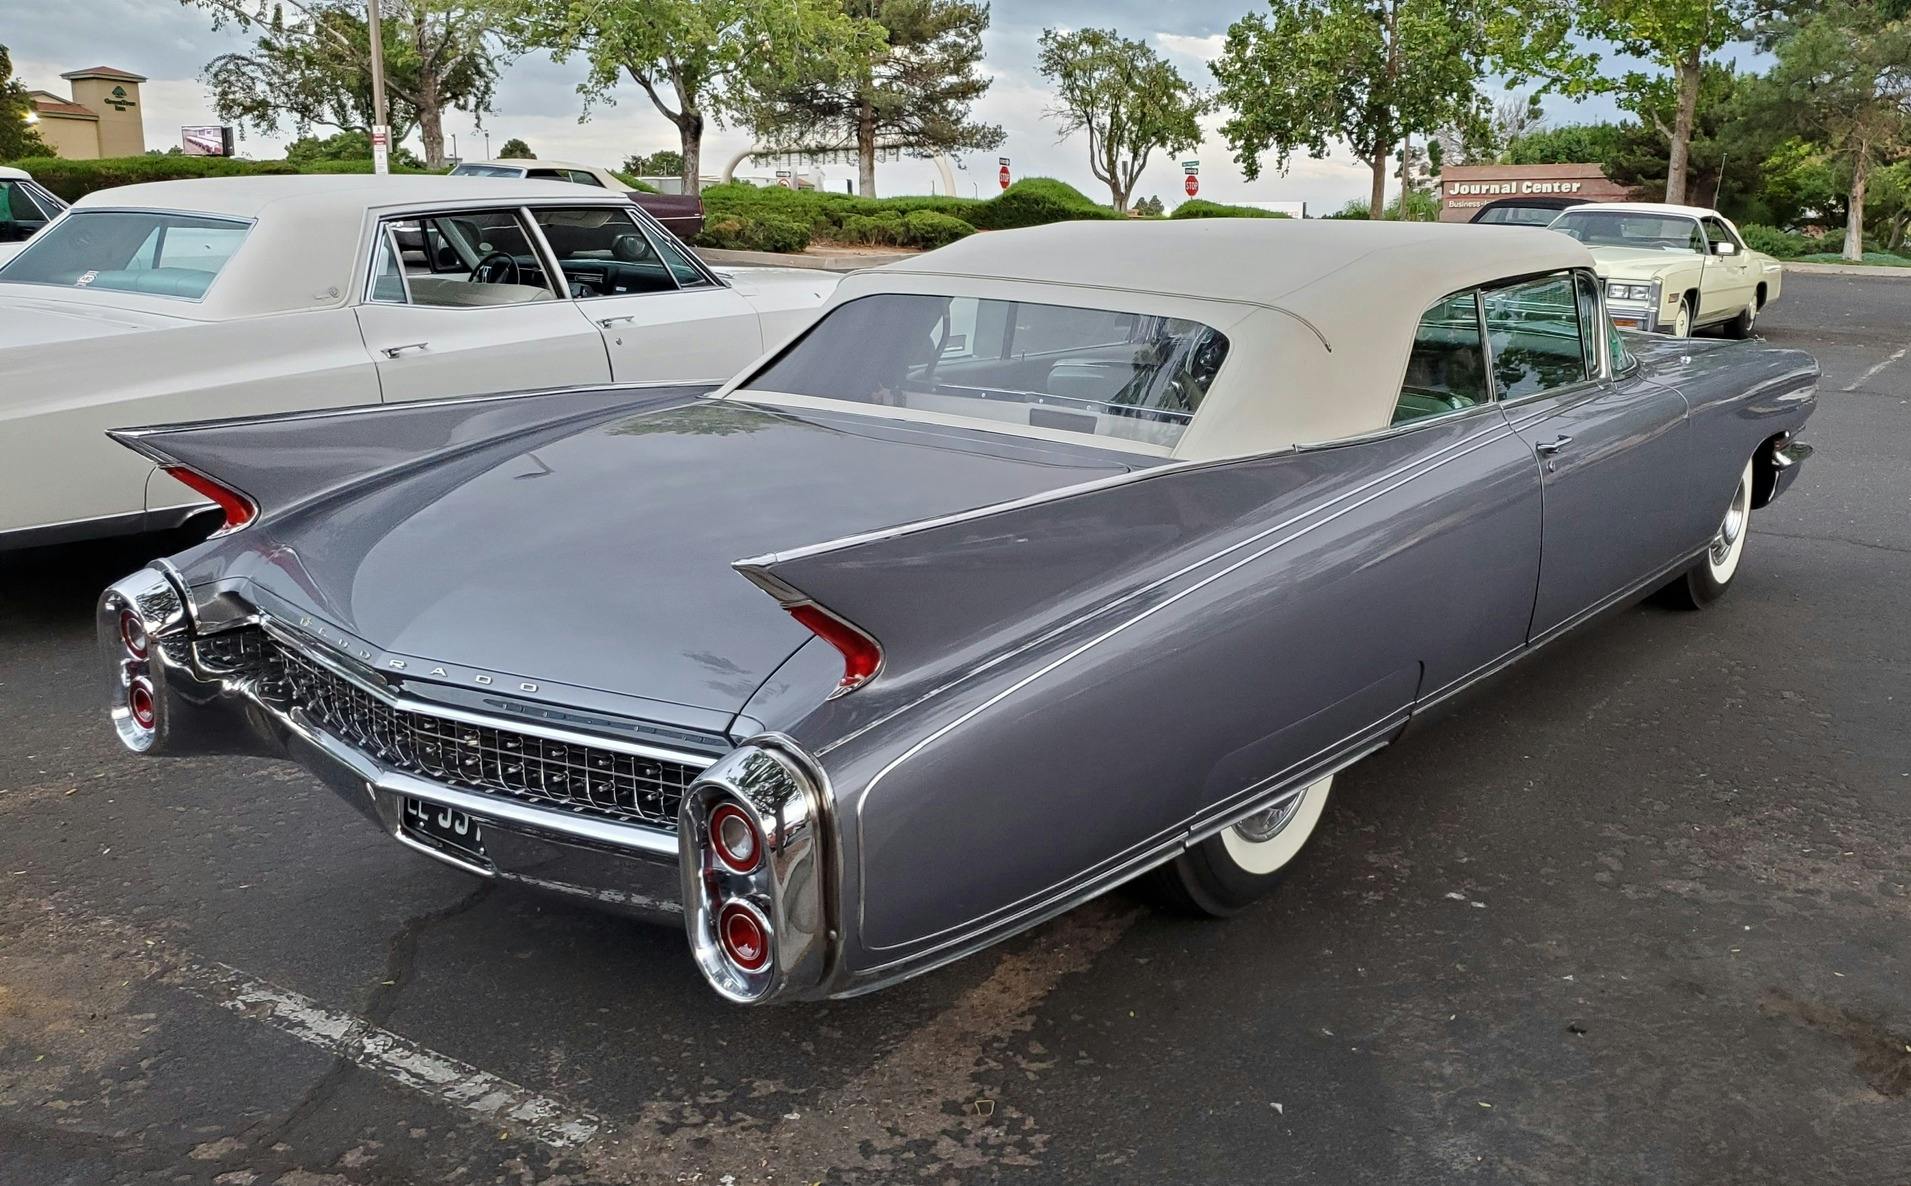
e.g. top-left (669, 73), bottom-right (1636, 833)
top-left (0, 175), bottom-right (836, 549)
top-left (1548, 202), bottom-right (1783, 338)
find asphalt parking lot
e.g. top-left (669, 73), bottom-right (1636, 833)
top-left (3, 272), bottom-right (1908, 1186)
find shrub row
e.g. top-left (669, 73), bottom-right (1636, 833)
top-left (6, 154), bottom-right (457, 201)
top-left (1737, 223), bottom-right (1814, 259)
top-left (694, 176), bottom-right (1116, 254)
top-left (1168, 199), bottom-right (1290, 220)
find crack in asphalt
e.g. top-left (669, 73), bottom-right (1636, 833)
top-left (1751, 527), bottom-right (1911, 557)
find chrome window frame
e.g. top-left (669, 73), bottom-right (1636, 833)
top-left (0, 206), bottom-right (257, 303)
top-left (1478, 267), bottom-right (1608, 410)
top-left (1380, 285), bottom-right (1499, 434)
top-left (359, 203), bottom-right (570, 308)
top-left (525, 203), bottom-right (691, 299)
top-left (626, 203), bottom-right (725, 290)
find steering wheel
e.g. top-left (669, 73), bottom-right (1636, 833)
top-left (471, 251), bottom-right (520, 286)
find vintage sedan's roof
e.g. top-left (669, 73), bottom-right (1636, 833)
top-left (1569, 201), bottom-right (1715, 219)
top-left (0, 165), bottom-right (28, 180)
top-left (69, 173), bottom-right (604, 217)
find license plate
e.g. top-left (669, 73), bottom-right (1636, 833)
top-left (402, 797), bottom-right (489, 864)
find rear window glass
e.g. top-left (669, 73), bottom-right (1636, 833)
top-left (448, 163), bottom-right (524, 179)
top-left (0, 210), bottom-right (250, 300)
top-left (741, 293), bottom-right (1229, 450)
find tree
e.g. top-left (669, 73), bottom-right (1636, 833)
top-left (1570, 0), bottom-right (1757, 204)
top-left (497, 136), bottom-right (532, 158)
top-left (746, 0), bottom-right (1003, 198)
top-left (1757, 0), bottom-right (1911, 260)
top-left (189, 0), bottom-right (505, 167)
top-left (1212, 0), bottom-right (1551, 219)
top-left (504, 0), bottom-right (882, 194)
top-left (286, 129), bottom-right (425, 167)
top-left (623, 149), bottom-right (685, 176)
top-left (1035, 27), bottom-right (1206, 214)
top-left (2, 44), bottom-right (54, 161)
top-left (1135, 194), bottom-right (1165, 216)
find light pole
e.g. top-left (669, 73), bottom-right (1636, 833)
top-left (367, 0), bottom-right (391, 174)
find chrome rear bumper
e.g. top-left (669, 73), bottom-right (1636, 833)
top-left (98, 565), bottom-right (692, 921)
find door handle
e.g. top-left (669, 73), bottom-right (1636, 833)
top-left (1535, 435), bottom-right (1573, 456)
top-left (381, 341), bottom-right (429, 358)
top-left (598, 314), bottom-right (636, 327)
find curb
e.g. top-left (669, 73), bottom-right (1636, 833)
top-left (1783, 261), bottom-right (1911, 277)
top-left (696, 247), bottom-right (914, 273)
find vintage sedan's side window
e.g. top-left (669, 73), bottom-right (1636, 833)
top-left (645, 229), bottom-right (715, 289)
top-left (530, 206), bottom-right (677, 297)
top-left (1393, 290), bottom-right (1489, 425)
top-left (1481, 275), bottom-right (1588, 399)
top-left (377, 209), bottom-right (558, 308)
top-left (1702, 217), bottom-right (1741, 254)
top-left (1575, 271), bottom-right (1603, 377)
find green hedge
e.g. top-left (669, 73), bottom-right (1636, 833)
top-left (1169, 199), bottom-right (1290, 219)
top-left (1738, 223), bottom-right (1814, 259)
top-left (693, 176), bottom-right (1114, 253)
top-left (696, 211), bottom-right (813, 254)
top-left (12, 155), bottom-right (301, 201)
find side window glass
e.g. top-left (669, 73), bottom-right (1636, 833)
top-left (566, 170), bottom-right (605, 187)
top-left (1481, 274), bottom-right (1588, 399)
top-left (4, 181), bottom-right (42, 221)
top-left (530, 206), bottom-right (677, 297)
top-left (369, 226), bottom-right (407, 302)
top-left (1606, 311), bottom-right (1630, 374)
top-left (1575, 271), bottom-right (1603, 377)
top-left (1394, 290), bottom-right (1489, 425)
top-left (646, 228), bottom-right (714, 289)
top-left (403, 209), bottom-right (556, 308)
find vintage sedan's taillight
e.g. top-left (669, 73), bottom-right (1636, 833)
top-left (709, 802), bottom-right (762, 873)
top-left (127, 676), bottom-right (157, 730)
top-left (163, 466), bottom-right (257, 533)
top-left (717, 900), bottom-right (772, 973)
top-left (787, 603), bottom-right (881, 693)
top-left (118, 609), bottom-right (148, 659)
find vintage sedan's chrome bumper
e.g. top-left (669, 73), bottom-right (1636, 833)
top-left (97, 564), bottom-right (696, 921)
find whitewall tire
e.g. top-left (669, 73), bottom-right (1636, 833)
top-left (1146, 774), bottom-right (1335, 916)
top-left (1662, 457), bottom-right (1754, 609)
top-left (1671, 299), bottom-right (1693, 338)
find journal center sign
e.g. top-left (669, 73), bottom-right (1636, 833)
top-left (1437, 163), bottom-right (1634, 221)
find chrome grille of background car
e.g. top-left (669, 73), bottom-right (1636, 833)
top-left (236, 631), bottom-right (702, 830)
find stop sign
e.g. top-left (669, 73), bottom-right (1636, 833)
top-left (1184, 173), bottom-right (1199, 197)
top-left (999, 164), bottom-right (1011, 190)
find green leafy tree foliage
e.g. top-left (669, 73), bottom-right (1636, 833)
top-left (1755, 0), bottom-right (1911, 260)
top-left (497, 136), bottom-right (532, 158)
top-left (190, 0), bottom-right (504, 167)
top-left (2, 45), bottom-right (53, 162)
top-left (1212, 0), bottom-right (1558, 219)
top-left (1568, 0), bottom-right (1758, 204)
top-left (504, 0), bottom-right (882, 194)
top-left (1504, 121), bottom-right (1629, 166)
top-left (1134, 194), bottom-right (1165, 216)
top-left (286, 129), bottom-right (424, 167)
top-left (1035, 27), bottom-right (1206, 213)
top-left (748, 0), bottom-right (1003, 198)
top-left (623, 149), bottom-right (685, 176)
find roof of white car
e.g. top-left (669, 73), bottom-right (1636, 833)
top-left (0, 165), bottom-right (29, 180)
top-left (1569, 201), bottom-right (1718, 219)
top-left (457, 158), bottom-right (603, 173)
top-left (70, 173), bottom-right (612, 217)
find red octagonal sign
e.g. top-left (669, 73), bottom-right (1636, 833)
top-left (999, 164), bottom-right (1011, 190)
top-left (1184, 173), bottom-right (1199, 197)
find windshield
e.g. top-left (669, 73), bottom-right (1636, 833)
top-left (1550, 210), bottom-right (1702, 253)
top-left (0, 210), bottom-right (251, 300)
top-left (449, 164), bottom-right (524, 179)
top-left (1474, 203), bottom-right (1564, 226)
top-left (740, 293), bottom-right (1229, 450)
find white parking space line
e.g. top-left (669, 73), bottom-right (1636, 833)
top-left (180, 959), bottom-right (603, 1149)
top-left (1845, 345), bottom-right (1908, 392)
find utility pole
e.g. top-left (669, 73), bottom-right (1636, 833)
top-left (368, 0), bottom-right (391, 174)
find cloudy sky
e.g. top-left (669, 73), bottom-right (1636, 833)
top-left (9, 0), bottom-right (1641, 213)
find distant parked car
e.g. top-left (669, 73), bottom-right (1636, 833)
top-left (449, 157), bottom-right (704, 240)
top-left (1467, 194), bottom-right (1589, 226)
top-left (0, 174), bottom-right (834, 550)
top-left (1549, 201), bottom-right (1783, 338)
top-left (0, 164), bottom-right (66, 257)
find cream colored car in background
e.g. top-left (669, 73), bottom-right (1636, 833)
top-left (0, 175), bottom-right (837, 549)
top-left (1548, 202), bottom-right (1783, 338)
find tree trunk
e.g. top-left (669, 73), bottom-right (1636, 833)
top-left (856, 94), bottom-right (877, 197)
top-left (1369, 150), bottom-right (1388, 219)
top-left (1843, 147), bottom-right (1869, 263)
top-left (1665, 47), bottom-right (1702, 205)
top-left (415, 83), bottom-right (445, 168)
top-left (679, 109), bottom-right (704, 195)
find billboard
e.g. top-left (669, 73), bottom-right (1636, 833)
top-left (181, 125), bottom-right (234, 157)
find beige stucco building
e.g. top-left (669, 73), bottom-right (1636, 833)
top-left (29, 67), bottom-right (147, 159)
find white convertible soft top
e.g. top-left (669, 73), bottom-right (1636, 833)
top-left (808, 219), bottom-right (1596, 458)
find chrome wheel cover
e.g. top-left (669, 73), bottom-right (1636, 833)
top-left (1233, 794), bottom-right (1306, 844)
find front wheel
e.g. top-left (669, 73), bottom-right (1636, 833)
top-left (1661, 457), bottom-right (1753, 609)
top-left (1723, 299), bottom-right (1758, 340)
top-left (1669, 297), bottom-right (1694, 338)
top-left (1144, 774), bottom-right (1334, 916)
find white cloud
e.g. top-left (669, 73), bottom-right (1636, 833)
top-left (1154, 32), bottom-right (1225, 63)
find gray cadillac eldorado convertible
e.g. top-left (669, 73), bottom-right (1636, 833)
top-left (97, 220), bottom-right (1817, 1004)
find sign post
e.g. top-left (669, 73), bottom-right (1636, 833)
top-left (999, 156), bottom-right (1011, 190)
top-left (1182, 159), bottom-right (1199, 199)
top-left (367, 0), bottom-right (391, 174)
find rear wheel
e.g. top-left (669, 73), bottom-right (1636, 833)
top-left (1145, 774), bottom-right (1334, 916)
top-left (1661, 457), bottom-right (1754, 609)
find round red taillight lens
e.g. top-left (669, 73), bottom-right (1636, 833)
top-left (119, 610), bottom-right (148, 659)
top-left (709, 803), bottom-right (762, 873)
top-left (717, 901), bottom-right (771, 973)
top-left (128, 678), bottom-right (156, 730)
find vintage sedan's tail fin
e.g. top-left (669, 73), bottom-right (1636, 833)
top-left (110, 386), bottom-right (696, 526)
top-left (735, 450), bottom-right (1320, 698)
